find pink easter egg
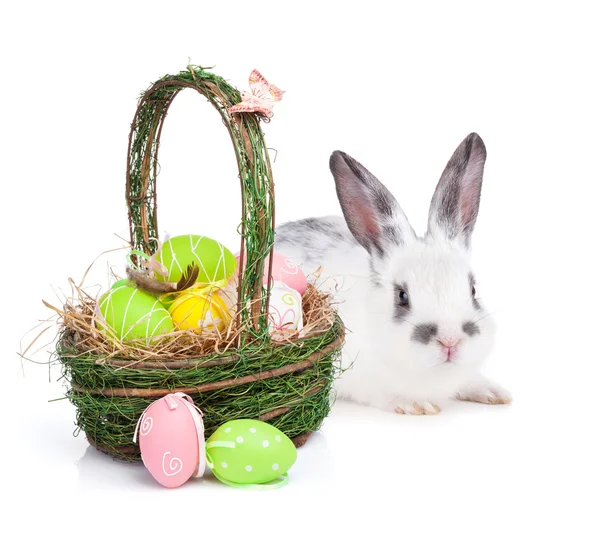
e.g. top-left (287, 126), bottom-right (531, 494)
top-left (134, 393), bottom-right (206, 489)
top-left (235, 251), bottom-right (307, 296)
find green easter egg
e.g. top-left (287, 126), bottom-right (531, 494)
top-left (98, 285), bottom-right (174, 341)
top-left (206, 420), bottom-right (297, 486)
top-left (155, 235), bottom-right (236, 284)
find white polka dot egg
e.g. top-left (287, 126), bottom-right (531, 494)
top-left (206, 419), bottom-right (297, 486)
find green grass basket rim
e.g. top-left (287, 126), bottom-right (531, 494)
top-left (69, 330), bottom-right (344, 398)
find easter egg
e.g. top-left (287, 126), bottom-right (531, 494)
top-left (169, 289), bottom-right (231, 333)
top-left (134, 393), bottom-right (206, 489)
top-left (206, 420), bottom-right (297, 487)
top-left (98, 285), bottom-right (173, 341)
top-left (268, 281), bottom-right (303, 338)
top-left (154, 235), bottom-right (236, 284)
top-left (236, 251), bottom-right (307, 295)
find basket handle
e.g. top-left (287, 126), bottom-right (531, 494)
top-left (125, 67), bottom-right (275, 339)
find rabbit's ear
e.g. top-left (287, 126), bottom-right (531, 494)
top-left (427, 133), bottom-right (487, 250)
top-left (330, 151), bottom-right (416, 256)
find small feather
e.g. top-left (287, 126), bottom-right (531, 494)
top-left (175, 264), bottom-right (199, 291)
top-left (126, 266), bottom-right (176, 294)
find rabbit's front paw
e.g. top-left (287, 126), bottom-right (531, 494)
top-left (456, 377), bottom-right (512, 405)
top-left (394, 401), bottom-right (440, 415)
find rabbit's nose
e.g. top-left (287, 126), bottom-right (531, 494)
top-left (438, 336), bottom-right (460, 348)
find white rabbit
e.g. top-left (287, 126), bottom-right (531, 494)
top-left (275, 133), bottom-right (511, 414)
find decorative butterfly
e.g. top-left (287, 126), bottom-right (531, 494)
top-left (228, 69), bottom-right (284, 119)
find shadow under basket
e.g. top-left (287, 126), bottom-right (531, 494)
top-left (57, 66), bottom-right (345, 461)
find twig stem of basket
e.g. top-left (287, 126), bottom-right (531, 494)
top-left (257, 384), bottom-right (326, 421)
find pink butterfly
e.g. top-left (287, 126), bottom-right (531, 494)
top-left (229, 69), bottom-right (284, 118)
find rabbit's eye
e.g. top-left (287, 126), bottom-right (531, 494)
top-left (471, 285), bottom-right (477, 297)
top-left (398, 289), bottom-right (410, 307)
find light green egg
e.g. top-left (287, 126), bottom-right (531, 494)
top-left (154, 235), bottom-right (236, 284)
top-left (206, 420), bottom-right (297, 486)
top-left (98, 285), bottom-right (174, 341)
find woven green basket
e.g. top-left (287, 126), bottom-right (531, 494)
top-left (57, 66), bottom-right (344, 460)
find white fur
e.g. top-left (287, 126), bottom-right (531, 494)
top-left (278, 220), bottom-right (497, 411)
top-left (275, 135), bottom-right (510, 413)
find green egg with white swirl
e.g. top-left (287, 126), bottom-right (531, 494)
top-left (154, 235), bottom-right (237, 284)
top-left (98, 285), bottom-right (173, 341)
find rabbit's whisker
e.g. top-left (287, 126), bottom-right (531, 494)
top-left (471, 312), bottom-right (493, 325)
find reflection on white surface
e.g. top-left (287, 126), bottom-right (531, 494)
top-left (76, 445), bottom-right (149, 489)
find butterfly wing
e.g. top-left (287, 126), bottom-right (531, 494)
top-left (248, 69), bottom-right (284, 102)
top-left (229, 96), bottom-right (273, 117)
top-left (228, 70), bottom-right (283, 117)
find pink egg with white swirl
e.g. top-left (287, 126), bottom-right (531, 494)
top-left (134, 393), bottom-right (206, 489)
top-left (236, 251), bottom-right (307, 296)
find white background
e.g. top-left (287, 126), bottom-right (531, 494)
top-left (2, 1), bottom-right (599, 538)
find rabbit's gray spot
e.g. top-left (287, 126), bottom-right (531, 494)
top-left (395, 305), bottom-right (410, 321)
top-left (469, 273), bottom-right (482, 310)
top-left (373, 190), bottom-right (395, 220)
top-left (462, 321), bottom-right (481, 336)
top-left (276, 218), bottom-right (355, 245)
top-left (393, 283), bottom-right (411, 320)
top-left (382, 224), bottom-right (402, 246)
top-left (411, 323), bottom-right (438, 344)
top-left (291, 218), bottom-right (348, 241)
top-left (275, 217), bottom-right (357, 267)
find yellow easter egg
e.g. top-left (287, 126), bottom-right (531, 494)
top-left (169, 290), bottom-right (231, 333)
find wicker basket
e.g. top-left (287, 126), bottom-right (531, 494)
top-left (57, 66), bottom-right (344, 460)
